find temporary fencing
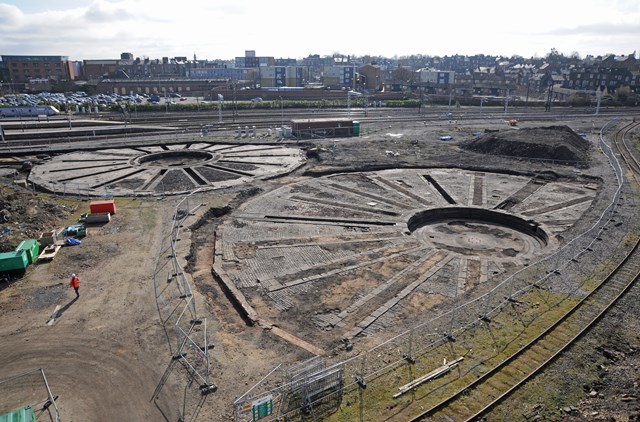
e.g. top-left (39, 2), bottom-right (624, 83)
top-left (0, 368), bottom-right (60, 422)
top-left (153, 188), bottom-right (216, 405)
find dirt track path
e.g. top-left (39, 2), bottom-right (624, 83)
top-left (0, 198), bottom-right (182, 421)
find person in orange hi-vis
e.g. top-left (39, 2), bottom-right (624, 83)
top-left (69, 273), bottom-right (80, 298)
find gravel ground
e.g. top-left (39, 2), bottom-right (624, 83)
top-left (0, 114), bottom-right (638, 421)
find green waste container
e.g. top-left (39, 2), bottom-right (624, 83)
top-left (0, 405), bottom-right (36, 422)
top-left (352, 121), bottom-right (360, 136)
top-left (0, 250), bottom-right (29, 272)
top-left (15, 239), bottom-right (40, 264)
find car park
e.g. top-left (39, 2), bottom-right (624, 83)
top-left (0, 90), bottom-right (195, 112)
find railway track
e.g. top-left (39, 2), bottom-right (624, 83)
top-left (613, 120), bottom-right (640, 186)
top-left (409, 242), bottom-right (640, 421)
top-left (404, 121), bottom-right (638, 422)
top-left (123, 106), bottom-right (633, 129)
top-left (2, 107), bottom-right (638, 154)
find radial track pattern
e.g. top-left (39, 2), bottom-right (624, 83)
top-left (216, 168), bottom-right (597, 341)
top-left (29, 143), bottom-right (306, 196)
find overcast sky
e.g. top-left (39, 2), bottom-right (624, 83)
top-left (1, 0), bottom-right (639, 62)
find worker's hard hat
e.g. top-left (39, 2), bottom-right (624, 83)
top-left (71, 273), bottom-right (75, 277)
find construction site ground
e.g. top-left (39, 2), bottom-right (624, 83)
top-left (0, 113), bottom-right (639, 421)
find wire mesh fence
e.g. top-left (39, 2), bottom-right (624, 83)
top-left (0, 368), bottom-right (60, 422)
top-left (232, 120), bottom-right (631, 421)
top-left (153, 188), bottom-right (216, 401)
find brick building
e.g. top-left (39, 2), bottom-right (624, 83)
top-left (1, 55), bottom-right (76, 84)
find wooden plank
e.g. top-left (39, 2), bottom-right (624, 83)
top-left (47, 305), bottom-right (61, 326)
top-left (267, 326), bottom-right (325, 357)
top-left (38, 245), bottom-right (62, 261)
top-left (393, 357), bottom-right (464, 398)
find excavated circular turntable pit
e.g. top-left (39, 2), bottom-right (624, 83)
top-left (28, 143), bottom-right (306, 196)
top-left (131, 150), bottom-right (223, 168)
top-left (215, 167), bottom-right (597, 342)
top-left (408, 207), bottom-right (548, 259)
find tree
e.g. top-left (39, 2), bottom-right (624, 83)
top-left (615, 85), bottom-right (631, 103)
top-left (546, 48), bottom-right (561, 60)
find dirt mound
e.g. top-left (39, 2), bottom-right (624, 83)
top-left (0, 183), bottom-right (74, 253)
top-left (460, 125), bottom-right (591, 165)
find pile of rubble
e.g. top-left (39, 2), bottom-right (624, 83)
top-left (0, 183), bottom-right (74, 253)
top-left (460, 125), bottom-right (592, 165)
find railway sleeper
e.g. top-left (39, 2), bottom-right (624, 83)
top-left (545, 326), bottom-right (575, 342)
top-left (572, 307), bottom-right (601, 324)
top-left (484, 376), bottom-right (513, 396)
top-left (520, 347), bottom-right (547, 367)
top-left (514, 356), bottom-right (541, 375)
top-left (443, 402), bottom-right (475, 420)
top-left (501, 364), bottom-right (529, 380)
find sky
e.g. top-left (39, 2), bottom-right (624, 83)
top-left (0, 0), bottom-right (639, 62)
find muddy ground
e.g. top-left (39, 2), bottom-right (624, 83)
top-left (0, 116), bottom-right (638, 421)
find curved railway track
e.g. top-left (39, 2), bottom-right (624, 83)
top-left (405, 121), bottom-right (639, 421)
top-left (614, 120), bottom-right (640, 186)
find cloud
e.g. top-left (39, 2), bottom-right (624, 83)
top-left (0, 3), bottom-right (24, 27)
top-left (1, 0), bottom-right (638, 62)
top-left (545, 21), bottom-right (640, 37)
top-left (83, 0), bottom-right (133, 22)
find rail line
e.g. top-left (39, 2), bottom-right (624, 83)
top-left (122, 106), bottom-right (634, 129)
top-left (409, 242), bottom-right (640, 421)
top-left (613, 120), bottom-right (640, 186)
top-left (406, 122), bottom-right (637, 421)
top-left (2, 107), bottom-right (639, 153)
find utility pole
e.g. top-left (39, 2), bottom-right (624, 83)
top-left (545, 82), bottom-right (554, 112)
top-left (504, 88), bottom-right (509, 116)
top-left (595, 87), bottom-right (602, 115)
top-left (232, 82), bottom-right (237, 123)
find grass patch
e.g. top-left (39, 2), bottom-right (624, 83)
top-left (323, 289), bottom-right (583, 421)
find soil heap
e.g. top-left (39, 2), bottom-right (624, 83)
top-left (460, 125), bottom-right (591, 165)
top-left (0, 183), bottom-right (74, 254)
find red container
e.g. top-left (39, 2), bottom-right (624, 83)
top-left (89, 199), bottom-right (116, 214)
